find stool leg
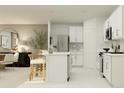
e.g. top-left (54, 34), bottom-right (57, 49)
top-left (29, 64), bottom-right (33, 81)
top-left (40, 64), bottom-right (43, 77)
top-left (43, 63), bottom-right (45, 81)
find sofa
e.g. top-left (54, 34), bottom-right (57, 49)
top-left (0, 47), bottom-right (16, 69)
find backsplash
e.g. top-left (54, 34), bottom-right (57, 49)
top-left (118, 41), bottom-right (124, 52)
top-left (103, 40), bottom-right (124, 52)
top-left (69, 43), bottom-right (83, 52)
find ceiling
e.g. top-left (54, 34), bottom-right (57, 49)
top-left (0, 5), bottom-right (118, 24)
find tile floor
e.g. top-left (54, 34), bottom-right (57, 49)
top-left (18, 67), bottom-right (111, 88)
top-left (0, 67), bottom-right (28, 88)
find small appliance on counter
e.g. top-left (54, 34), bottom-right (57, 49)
top-left (103, 48), bottom-right (110, 52)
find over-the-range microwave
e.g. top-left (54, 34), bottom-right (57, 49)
top-left (106, 27), bottom-right (112, 40)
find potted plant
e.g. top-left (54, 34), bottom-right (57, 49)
top-left (29, 30), bottom-right (48, 53)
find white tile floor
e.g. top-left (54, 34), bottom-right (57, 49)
top-left (18, 67), bottom-right (111, 88)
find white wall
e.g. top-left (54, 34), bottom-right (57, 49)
top-left (0, 24), bottom-right (48, 50)
top-left (0, 24), bottom-right (47, 41)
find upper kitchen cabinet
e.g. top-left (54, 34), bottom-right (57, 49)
top-left (104, 6), bottom-right (123, 41)
top-left (69, 26), bottom-right (83, 43)
top-left (103, 18), bottom-right (110, 41)
top-left (110, 6), bottom-right (123, 40)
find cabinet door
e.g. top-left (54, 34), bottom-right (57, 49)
top-left (69, 26), bottom-right (83, 42)
top-left (106, 57), bottom-right (112, 82)
top-left (69, 26), bottom-right (76, 42)
top-left (76, 54), bottom-right (83, 66)
top-left (110, 6), bottom-right (123, 40)
top-left (71, 55), bottom-right (76, 66)
top-left (71, 54), bottom-right (83, 66)
top-left (115, 6), bottom-right (123, 39)
top-left (110, 12), bottom-right (116, 39)
top-left (76, 26), bottom-right (83, 42)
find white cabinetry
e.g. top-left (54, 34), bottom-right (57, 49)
top-left (69, 26), bottom-right (83, 42)
top-left (46, 53), bottom-right (70, 82)
top-left (110, 6), bottom-right (123, 40)
top-left (104, 6), bottom-right (123, 41)
top-left (71, 52), bottom-right (83, 66)
top-left (69, 26), bottom-right (76, 42)
top-left (111, 56), bottom-right (124, 87)
top-left (103, 53), bottom-right (124, 87)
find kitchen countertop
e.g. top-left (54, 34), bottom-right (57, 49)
top-left (103, 52), bottom-right (124, 56)
top-left (42, 52), bottom-right (70, 56)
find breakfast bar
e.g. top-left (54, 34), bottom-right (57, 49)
top-left (44, 52), bottom-right (71, 82)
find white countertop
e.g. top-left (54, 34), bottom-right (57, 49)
top-left (104, 53), bottom-right (124, 56)
top-left (42, 52), bottom-right (70, 56)
top-left (70, 52), bottom-right (83, 55)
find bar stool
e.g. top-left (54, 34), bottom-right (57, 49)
top-left (29, 58), bottom-right (46, 81)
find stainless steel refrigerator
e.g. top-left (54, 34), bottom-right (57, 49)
top-left (57, 35), bottom-right (69, 52)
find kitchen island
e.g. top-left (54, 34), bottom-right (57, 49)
top-left (45, 52), bottom-right (71, 82)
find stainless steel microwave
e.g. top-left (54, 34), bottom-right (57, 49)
top-left (106, 27), bottom-right (112, 40)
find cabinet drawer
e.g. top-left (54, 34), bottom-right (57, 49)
top-left (71, 53), bottom-right (83, 66)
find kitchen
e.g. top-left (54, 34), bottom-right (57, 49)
top-left (46, 22), bottom-right (83, 82)
top-left (1, 5), bottom-right (124, 88)
top-left (45, 5), bottom-right (124, 87)
top-left (98, 5), bottom-right (124, 87)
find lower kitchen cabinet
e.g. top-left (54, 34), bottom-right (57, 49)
top-left (71, 52), bottom-right (83, 66)
top-left (103, 53), bottom-right (124, 87)
top-left (111, 56), bottom-right (124, 87)
top-left (46, 53), bottom-right (71, 82)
